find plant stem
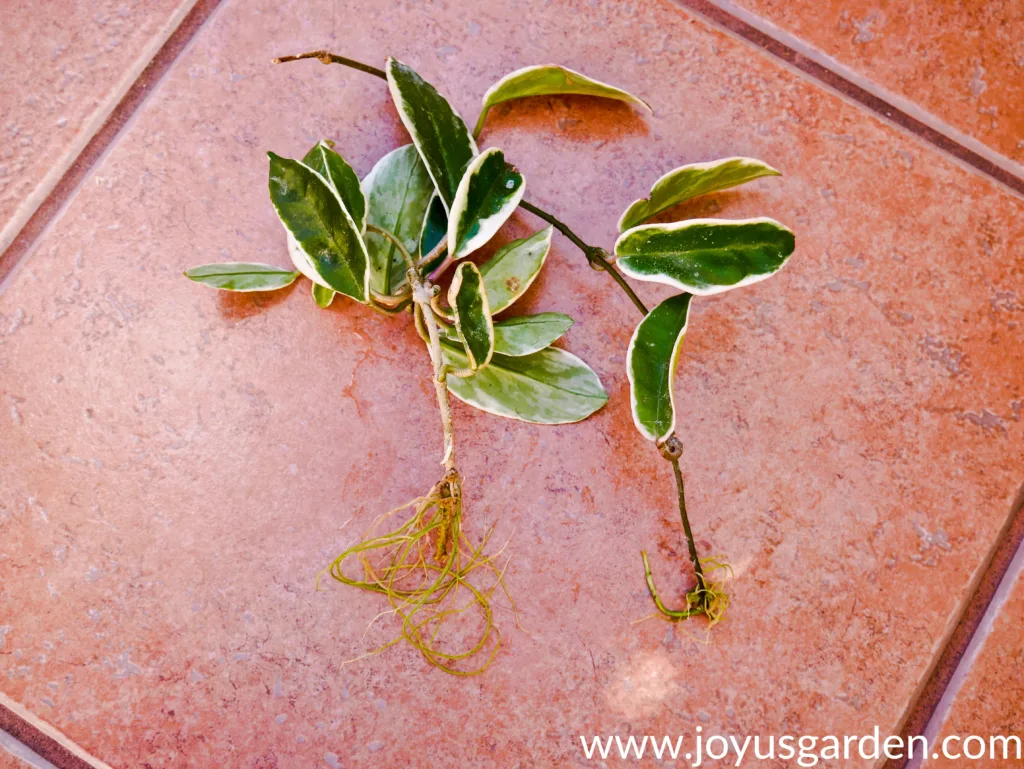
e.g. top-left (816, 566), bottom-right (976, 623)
top-left (273, 50), bottom-right (386, 79)
top-left (518, 200), bottom-right (649, 315)
top-left (367, 224), bottom-right (457, 470)
top-left (669, 453), bottom-right (705, 588)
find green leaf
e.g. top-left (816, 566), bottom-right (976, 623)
top-left (615, 217), bottom-right (795, 296)
top-left (474, 64), bottom-right (651, 136)
top-left (441, 342), bottom-right (607, 424)
top-left (448, 262), bottom-right (494, 370)
top-left (301, 141), bottom-right (367, 233)
top-left (386, 57), bottom-right (477, 211)
top-left (478, 227), bottom-right (552, 314)
top-left (627, 293), bottom-right (692, 442)
top-left (448, 148), bottom-right (525, 259)
top-left (441, 312), bottom-right (573, 357)
top-left (312, 283), bottom-right (335, 308)
top-left (419, 194), bottom-right (447, 265)
top-left (618, 157), bottom-right (781, 231)
top-left (268, 152), bottom-right (369, 303)
top-left (184, 263), bottom-right (299, 292)
top-left (362, 145), bottom-right (434, 294)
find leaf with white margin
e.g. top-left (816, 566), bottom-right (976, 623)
top-left (441, 341), bottom-right (607, 424)
top-left (312, 283), bottom-right (335, 308)
top-left (618, 157), bottom-right (780, 231)
top-left (184, 263), bottom-right (299, 291)
top-left (441, 312), bottom-right (573, 357)
top-left (473, 64), bottom-right (651, 137)
top-left (386, 57), bottom-right (478, 211)
top-left (301, 141), bottom-right (367, 233)
top-left (268, 152), bottom-right (369, 303)
top-left (362, 144), bottom-right (434, 294)
top-left (477, 227), bottom-right (552, 314)
top-left (615, 217), bottom-right (795, 296)
top-left (627, 293), bottom-right (692, 442)
top-left (447, 148), bottom-right (525, 259)
top-left (448, 262), bottom-right (494, 370)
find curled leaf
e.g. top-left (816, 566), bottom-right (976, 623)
top-left (441, 312), bottom-right (573, 357)
top-left (302, 141), bottom-right (367, 233)
top-left (615, 217), bottom-right (795, 296)
top-left (626, 293), bottom-right (692, 442)
top-left (441, 342), bottom-right (607, 424)
top-left (269, 152), bottom-right (369, 302)
top-left (419, 194), bottom-right (448, 265)
top-left (478, 227), bottom-right (552, 314)
top-left (362, 145), bottom-right (434, 294)
top-left (312, 283), bottom-right (336, 308)
top-left (448, 262), bottom-right (494, 370)
top-left (618, 157), bottom-right (781, 231)
top-left (448, 148), bottom-right (525, 259)
top-left (184, 263), bottom-right (299, 292)
top-left (386, 57), bottom-right (478, 211)
top-left (474, 64), bottom-right (651, 136)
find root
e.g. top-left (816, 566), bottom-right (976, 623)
top-left (641, 551), bottom-right (733, 627)
top-left (319, 470), bottom-right (519, 675)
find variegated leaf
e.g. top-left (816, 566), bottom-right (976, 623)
top-left (301, 141), bottom-right (367, 233)
top-left (448, 148), bottom-right (524, 259)
top-left (478, 227), bottom-right (552, 314)
top-left (362, 145), bottom-right (434, 294)
top-left (448, 262), bottom-right (494, 370)
top-left (386, 57), bottom-right (478, 211)
top-left (441, 312), bottom-right (573, 357)
top-left (618, 157), bottom-right (780, 231)
top-left (441, 342), bottom-right (607, 424)
top-left (474, 64), bottom-right (651, 137)
top-left (312, 283), bottom-right (335, 308)
top-left (184, 263), bottom-right (299, 292)
top-left (419, 194), bottom-right (447, 266)
top-left (615, 217), bottom-right (795, 296)
top-left (269, 152), bottom-right (369, 302)
top-left (627, 293), bottom-right (692, 442)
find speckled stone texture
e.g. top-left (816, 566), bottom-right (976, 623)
top-left (1, 0), bottom-right (1023, 766)
top-left (0, 0), bottom-right (192, 250)
top-left (928, 571), bottom-right (1024, 768)
top-left (727, 0), bottom-right (1024, 164)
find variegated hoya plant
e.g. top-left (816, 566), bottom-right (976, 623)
top-left (186, 51), bottom-right (795, 673)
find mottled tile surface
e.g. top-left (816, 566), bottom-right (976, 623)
top-left (0, 0), bottom-right (193, 250)
top-left (728, 0), bottom-right (1024, 164)
top-left (928, 570), bottom-right (1024, 767)
top-left (1, 0), bottom-right (1023, 766)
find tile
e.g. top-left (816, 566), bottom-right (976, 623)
top-left (928, 569), bottom-right (1024, 767)
top-left (1, 0), bottom-right (1023, 766)
top-left (725, 0), bottom-right (1024, 164)
top-left (0, 0), bottom-right (196, 253)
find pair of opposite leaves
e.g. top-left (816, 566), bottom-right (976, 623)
top-left (185, 58), bottom-right (796, 442)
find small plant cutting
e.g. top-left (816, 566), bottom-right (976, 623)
top-left (185, 51), bottom-right (795, 672)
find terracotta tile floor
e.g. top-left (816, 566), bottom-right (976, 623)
top-left (0, 0), bottom-right (197, 255)
top-left (0, 0), bottom-right (1022, 767)
top-left (722, 0), bottom-right (1024, 165)
top-left (928, 568), bottom-right (1024, 768)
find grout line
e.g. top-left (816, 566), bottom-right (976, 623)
top-left (0, 726), bottom-right (60, 769)
top-left (667, 0), bottom-right (1024, 201)
top-left (0, 0), bottom-right (227, 292)
top-left (909, 533), bottom-right (1024, 768)
top-left (0, 695), bottom-right (111, 769)
top-left (0, 0), bottom-right (226, 765)
top-left (880, 482), bottom-right (1024, 769)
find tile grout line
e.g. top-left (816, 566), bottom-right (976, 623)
top-left (667, 0), bottom-right (1024, 201)
top-left (0, 0), bottom-right (226, 764)
top-left (908, 530), bottom-right (1024, 769)
top-left (0, 694), bottom-right (110, 769)
top-left (885, 482), bottom-right (1024, 769)
top-left (0, 0), bottom-right (227, 293)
